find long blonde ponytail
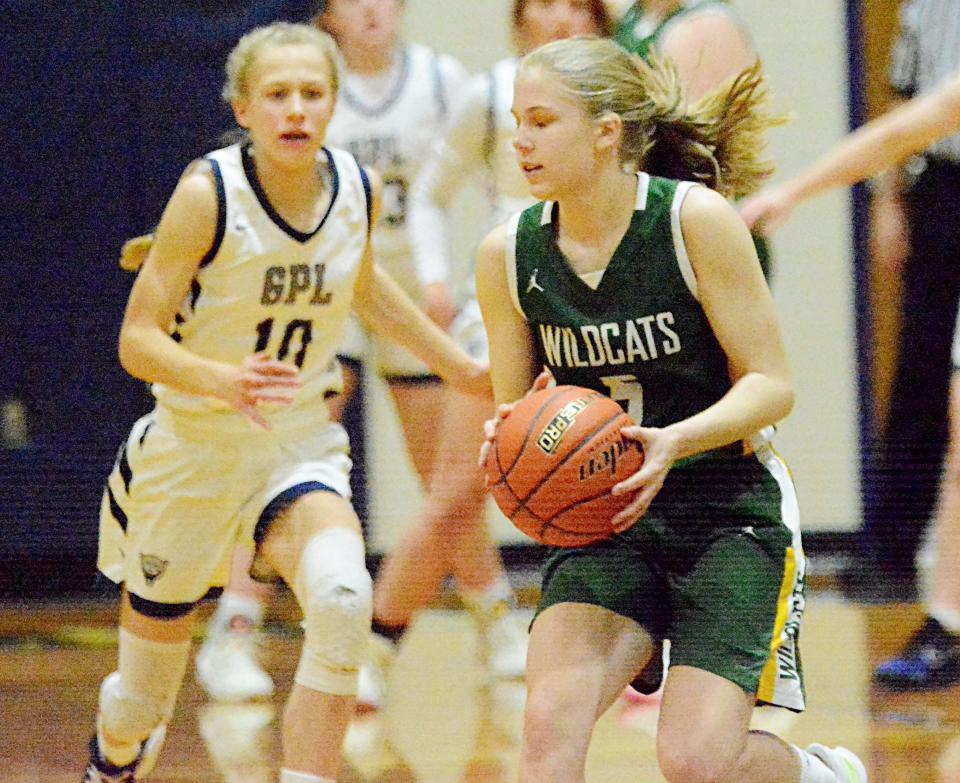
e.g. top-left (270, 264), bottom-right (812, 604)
top-left (519, 37), bottom-right (786, 198)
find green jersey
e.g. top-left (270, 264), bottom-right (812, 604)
top-left (614, 1), bottom-right (726, 59)
top-left (510, 174), bottom-right (729, 429)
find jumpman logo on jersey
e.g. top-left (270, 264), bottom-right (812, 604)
top-left (526, 269), bottom-right (545, 294)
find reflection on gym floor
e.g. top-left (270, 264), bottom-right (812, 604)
top-left (3, 596), bottom-right (960, 782)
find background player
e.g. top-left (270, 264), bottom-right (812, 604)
top-left (476, 36), bottom-right (866, 783)
top-left (194, 0), bottom-right (472, 704)
top-left (83, 22), bottom-right (487, 783)
top-left (367, 0), bottom-right (614, 693)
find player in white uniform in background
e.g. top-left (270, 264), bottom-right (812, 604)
top-left (367, 0), bottom-right (614, 694)
top-left (83, 22), bottom-right (487, 783)
top-left (194, 0), bottom-right (473, 704)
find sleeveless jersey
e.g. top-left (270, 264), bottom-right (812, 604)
top-left (324, 44), bottom-right (466, 272)
top-left (508, 173), bottom-right (730, 429)
top-left (153, 143), bottom-right (370, 431)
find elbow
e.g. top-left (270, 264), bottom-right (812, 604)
top-left (117, 327), bottom-right (146, 382)
top-left (776, 380), bottom-right (795, 420)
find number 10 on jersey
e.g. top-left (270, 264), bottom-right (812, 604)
top-left (255, 318), bottom-right (314, 368)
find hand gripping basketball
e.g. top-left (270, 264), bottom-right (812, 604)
top-left (482, 384), bottom-right (644, 547)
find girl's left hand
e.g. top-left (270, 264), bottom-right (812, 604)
top-left (609, 425), bottom-right (682, 530)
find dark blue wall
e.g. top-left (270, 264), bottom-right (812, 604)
top-left (0, 1), bottom-right (317, 595)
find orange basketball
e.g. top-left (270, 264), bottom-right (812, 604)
top-left (484, 385), bottom-right (644, 547)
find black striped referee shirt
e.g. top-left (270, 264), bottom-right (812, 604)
top-left (889, 0), bottom-right (960, 163)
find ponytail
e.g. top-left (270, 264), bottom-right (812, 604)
top-left (638, 53), bottom-right (784, 198)
top-left (520, 38), bottom-right (786, 198)
top-left (119, 233), bottom-right (154, 272)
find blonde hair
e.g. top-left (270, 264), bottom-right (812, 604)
top-left (519, 37), bottom-right (786, 198)
top-left (222, 22), bottom-right (340, 104)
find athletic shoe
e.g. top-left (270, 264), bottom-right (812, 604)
top-left (873, 616), bottom-right (960, 690)
top-left (81, 724), bottom-right (167, 783)
top-left (806, 744), bottom-right (867, 783)
top-left (195, 623), bottom-right (274, 702)
top-left (466, 599), bottom-right (528, 680)
top-left (356, 633), bottom-right (396, 713)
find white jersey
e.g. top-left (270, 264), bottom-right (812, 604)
top-left (409, 57), bottom-right (536, 289)
top-left (325, 43), bottom-right (468, 274)
top-left (153, 143), bottom-right (371, 433)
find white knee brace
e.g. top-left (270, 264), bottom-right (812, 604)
top-left (98, 671), bottom-right (172, 746)
top-left (98, 629), bottom-right (190, 749)
top-left (292, 527), bottom-right (372, 695)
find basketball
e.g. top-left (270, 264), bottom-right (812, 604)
top-left (484, 385), bottom-right (644, 547)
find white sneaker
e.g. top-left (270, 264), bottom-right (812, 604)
top-left (806, 744), bottom-right (868, 783)
top-left (82, 723), bottom-right (167, 782)
top-left (476, 605), bottom-right (529, 680)
top-left (356, 633), bottom-right (396, 713)
top-left (196, 626), bottom-right (274, 702)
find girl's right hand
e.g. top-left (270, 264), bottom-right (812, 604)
top-left (477, 370), bottom-right (552, 477)
top-left (222, 353), bottom-right (302, 430)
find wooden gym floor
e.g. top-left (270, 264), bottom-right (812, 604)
top-left (1, 587), bottom-right (957, 783)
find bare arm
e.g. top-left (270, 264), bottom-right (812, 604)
top-left (741, 74), bottom-right (960, 232)
top-left (474, 223), bottom-right (540, 406)
top-left (665, 187), bottom-right (793, 456)
top-left (612, 187), bottom-right (793, 525)
top-left (354, 169), bottom-right (489, 396)
top-left (408, 75), bottom-right (492, 288)
top-left (118, 162), bottom-right (300, 426)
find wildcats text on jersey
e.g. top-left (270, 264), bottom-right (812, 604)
top-left (537, 312), bottom-right (681, 370)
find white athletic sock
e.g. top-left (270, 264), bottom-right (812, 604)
top-left (210, 592), bottom-right (265, 634)
top-left (280, 768), bottom-right (336, 783)
top-left (461, 577), bottom-right (515, 611)
top-left (929, 605), bottom-right (960, 635)
top-left (793, 746), bottom-right (839, 783)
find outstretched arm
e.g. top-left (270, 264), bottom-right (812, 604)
top-left (741, 72), bottom-right (960, 233)
top-left (353, 168), bottom-right (489, 397)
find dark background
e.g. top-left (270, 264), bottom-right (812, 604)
top-left (0, 1), bottom-right (319, 596)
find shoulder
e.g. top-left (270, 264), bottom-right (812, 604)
top-left (431, 47), bottom-right (470, 86)
top-left (476, 222), bottom-right (511, 274)
top-left (679, 185), bottom-right (739, 228)
top-left (166, 158), bottom-right (219, 223)
top-left (659, 3), bottom-right (753, 53)
top-left (679, 186), bottom-right (756, 268)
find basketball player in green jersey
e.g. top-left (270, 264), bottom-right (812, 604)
top-left (614, 0), bottom-right (774, 279)
top-left (476, 38), bottom-right (867, 783)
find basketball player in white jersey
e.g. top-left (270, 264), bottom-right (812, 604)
top-left (369, 0), bottom-right (613, 688)
top-left (194, 0), bottom-right (474, 704)
top-left (82, 23), bottom-right (486, 783)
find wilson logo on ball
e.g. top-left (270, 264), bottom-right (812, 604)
top-left (536, 393), bottom-right (601, 454)
top-left (579, 439), bottom-right (636, 481)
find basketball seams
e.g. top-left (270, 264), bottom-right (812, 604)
top-left (512, 409), bottom-right (629, 506)
top-left (502, 387), bottom-right (589, 479)
top-left (485, 384), bottom-right (645, 548)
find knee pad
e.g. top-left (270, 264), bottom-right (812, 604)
top-left (292, 528), bottom-right (372, 695)
top-left (98, 671), bottom-right (170, 745)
